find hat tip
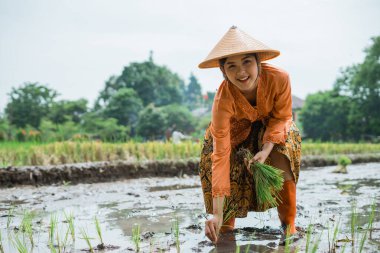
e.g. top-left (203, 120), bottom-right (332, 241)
top-left (230, 25), bottom-right (237, 29)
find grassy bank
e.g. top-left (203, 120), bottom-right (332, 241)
top-left (1, 141), bottom-right (380, 167)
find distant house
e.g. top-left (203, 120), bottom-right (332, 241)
top-left (292, 95), bottom-right (304, 122)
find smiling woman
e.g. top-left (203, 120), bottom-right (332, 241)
top-left (198, 26), bottom-right (302, 246)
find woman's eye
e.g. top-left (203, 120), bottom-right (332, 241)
top-left (243, 60), bottom-right (251, 64)
top-left (228, 65), bottom-right (235, 69)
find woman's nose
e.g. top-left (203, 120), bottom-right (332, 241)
top-left (237, 67), bottom-right (247, 75)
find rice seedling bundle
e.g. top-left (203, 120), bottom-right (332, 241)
top-left (238, 148), bottom-right (284, 209)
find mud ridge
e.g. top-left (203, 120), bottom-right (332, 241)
top-left (1, 153), bottom-right (380, 187)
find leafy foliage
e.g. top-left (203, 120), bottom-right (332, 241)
top-left (5, 82), bottom-right (58, 128)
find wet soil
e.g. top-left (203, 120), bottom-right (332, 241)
top-left (0, 163), bottom-right (379, 252)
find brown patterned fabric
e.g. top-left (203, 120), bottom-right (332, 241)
top-left (199, 120), bottom-right (301, 217)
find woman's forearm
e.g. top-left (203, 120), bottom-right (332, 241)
top-left (262, 142), bottom-right (274, 155)
top-left (212, 196), bottom-right (224, 230)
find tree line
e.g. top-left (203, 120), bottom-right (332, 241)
top-left (301, 36), bottom-right (380, 142)
top-left (0, 56), bottom-right (215, 142)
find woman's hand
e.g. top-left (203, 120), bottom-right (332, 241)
top-left (205, 196), bottom-right (224, 243)
top-left (244, 142), bottom-right (275, 170)
top-left (205, 214), bottom-right (221, 243)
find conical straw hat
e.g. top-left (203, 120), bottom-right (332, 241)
top-left (198, 26), bottom-right (280, 69)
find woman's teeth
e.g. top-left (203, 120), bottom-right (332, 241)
top-left (238, 77), bottom-right (249, 81)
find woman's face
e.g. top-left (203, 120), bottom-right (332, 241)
top-left (222, 54), bottom-right (259, 92)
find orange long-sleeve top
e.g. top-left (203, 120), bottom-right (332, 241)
top-left (209, 63), bottom-right (293, 198)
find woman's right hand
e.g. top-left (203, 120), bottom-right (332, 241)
top-left (205, 214), bottom-right (221, 244)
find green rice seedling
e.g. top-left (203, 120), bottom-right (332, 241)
top-left (79, 227), bottom-right (95, 253)
top-left (310, 230), bottom-right (323, 253)
top-left (132, 223), bottom-right (141, 252)
top-left (350, 201), bottom-right (358, 246)
top-left (61, 226), bottom-right (70, 253)
top-left (7, 206), bottom-right (15, 229)
top-left (20, 210), bottom-right (34, 247)
top-left (327, 219), bottom-right (340, 253)
top-left (358, 198), bottom-right (376, 253)
top-left (235, 244), bottom-right (240, 253)
top-left (368, 197), bottom-right (376, 238)
top-left (284, 227), bottom-right (293, 253)
top-left (64, 211), bottom-right (75, 242)
top-left (49, 238), bottom-right (57, 253)
top-left (11, 232), bottom-right (28, 253)
top-left (55, 229), bottom-right (61, 253)
top-left (171, 216), bottom-right (180, 251)
top-left (340, 242), bottom-right (347, 253)
top-left (332, 218), bottom-right (341, 252)
top-left (0, 230), bottom-right (4, 253)
top-left (238, 148), bottom-right (284, 209)
top-left (94, 216), bottom-right (104, 246)
top-left (49, 213), bottom-right (58, 245)
top-left (305, 223), bottom-right (313, 253)
top-left (223, 197), bottom-right (237, 225)
top-left (244, 244), bottom-right (250, 253)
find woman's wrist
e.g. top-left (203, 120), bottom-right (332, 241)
top-left (212, 196), bottom-right (225, 215)
top-left (262, 142), bottom-right (274, 155)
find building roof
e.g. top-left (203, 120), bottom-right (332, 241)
top-left (292, 95), bottom-right (304, 110)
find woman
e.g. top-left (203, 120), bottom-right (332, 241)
top-left (198, 26), bottom-right (302, 245)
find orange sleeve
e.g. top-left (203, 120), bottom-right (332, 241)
top-left (209, 81), bottom-right (234, 198)
top-left (263, 73), bottom-right (293, 145)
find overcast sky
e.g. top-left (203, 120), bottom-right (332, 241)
top-left (0, 0), bottom-right (379, 112)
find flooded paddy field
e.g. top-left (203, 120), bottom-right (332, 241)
top-left (0, 163), bottom-right (379, 252)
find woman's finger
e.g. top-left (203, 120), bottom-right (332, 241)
top-left (205, 220), bottom-right (217, 243)
top-left (209, 221), bottom-right (218, 243)
top-left (244, 158), bottom-right (248, 168)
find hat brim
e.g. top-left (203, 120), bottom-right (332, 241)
top-left (198, 50), bottom-right (280, 69)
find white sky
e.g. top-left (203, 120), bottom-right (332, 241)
top-left (0, 0), bottom-right (379, 113)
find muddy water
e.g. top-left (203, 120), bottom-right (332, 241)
top-left (0, 163), bottom-right (379, 252)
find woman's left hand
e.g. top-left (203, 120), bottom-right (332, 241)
top-left (245, 142), bottom-right (274, 170)
top-left (253, 150), bottom-right (270, 163)
top-left (245, 150), bottom-right (269, 171)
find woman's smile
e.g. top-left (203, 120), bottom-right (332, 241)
top-left (237, 76), bottom-right (250, 84)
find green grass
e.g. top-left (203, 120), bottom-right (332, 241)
top-left (64, 211), bottom-right (75, 242)
top-left (94, 216), bottom-right (104, 246)
top-left (2, 141), bottom-right (380, 166)
top-left (358, 198), bottom-right (376, 253)
top-left (11, 232), bottom-right (28, 253)
top-left (351, 201), bottom-right (358, 246)
top-left (20, 210), bottom-right (35, 247)
top-left (79, 227), bottom-right (95, 253)
top-left (49, 213), bottom-right (58, 246)
top-left (7, 206), bottom-right (15, 229)
top-left (0, 230), bottom-right (4, 253)
top-left (171, 216), bottom-right (180, 251)
top-left (132, 223), bottom-right (141, 252)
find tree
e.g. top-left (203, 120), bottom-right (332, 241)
top-left (49, 99), bottom-right (88, 124)
top-left (160, 104), bottom-right (196, 133)
top-left (136, 104), bottom-right (167, 140)
top-left (103, 88), bottom-right (143, 126)
top-left (185, 73), bottom-right (202, 109)
top-left (5, 82), bottom-right (58, 128)
top-left (81, 112), bottom-right (129, 142)
top-left (300, 91), bottom-right (351, 141)
top-left (95, 57), bottom-right (184, 108)
top-left (333, 36), bottom-right (380, 139)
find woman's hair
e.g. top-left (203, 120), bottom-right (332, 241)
top-left (219, 53), bottom-right (261, 80)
